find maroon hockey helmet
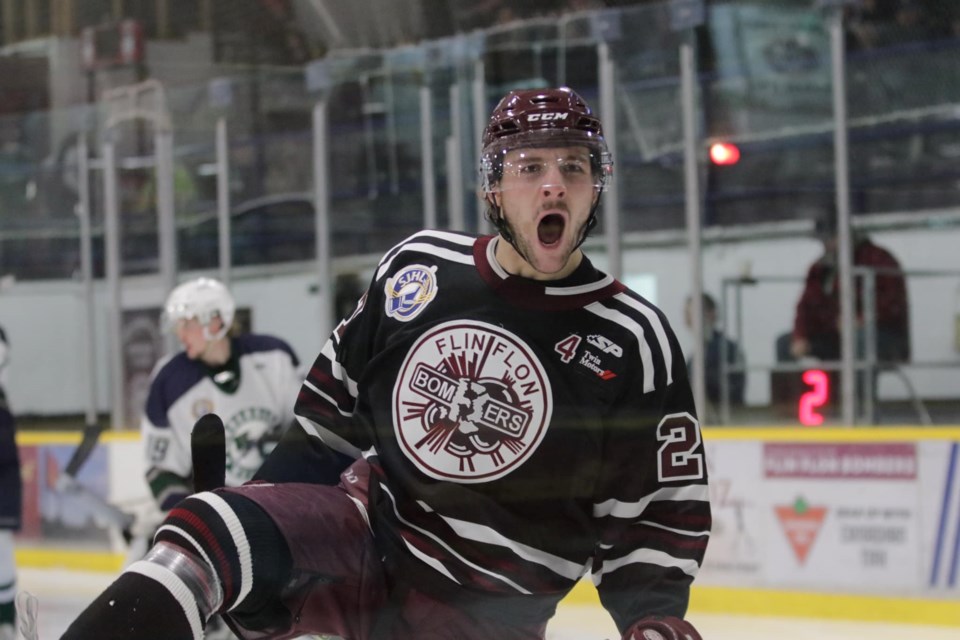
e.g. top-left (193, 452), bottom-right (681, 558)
top-left (479, 87), bottom-right (612, 248)
top-left (480, 86), bottom-right (612, 193)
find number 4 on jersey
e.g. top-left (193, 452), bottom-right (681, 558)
top-left (554, 334), bottom-right (582, 363)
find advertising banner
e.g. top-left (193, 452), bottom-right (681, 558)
top-left (16, 442), bottom-right (113, 548)
top-left (699, 440), bottom-right (765, 587)
top-left (762, 442), bottom-right (919, 591)
top-left (919, 440), bottom-right (960, 594)
top-left (700, 436), bottom-right (960, 599)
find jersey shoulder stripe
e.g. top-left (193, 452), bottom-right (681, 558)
top-left (610, 292), bottom-right (675, 386)
top-left (375, 231), bottom-right (475, 281)
top-left (145, 353), bottom-right (206, 427)
top-left (582, 291), bottom-right (678, 393)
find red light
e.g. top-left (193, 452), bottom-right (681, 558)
top-left (709, 142), bottom-right (740, 166)
top-left (799, 369), bottom-right (829, 426)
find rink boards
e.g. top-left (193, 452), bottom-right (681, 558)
top-left (12, 427), bottom-right (960, 628)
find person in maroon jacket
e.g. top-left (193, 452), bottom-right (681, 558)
top-left (776, 214), bottom-right (910, 418)
top-left (782, 215), bottom-right (909, 364)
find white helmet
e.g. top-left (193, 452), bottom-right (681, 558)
top-left (163, 277), bottom-right (236, 341)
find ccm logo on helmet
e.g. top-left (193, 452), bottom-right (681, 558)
top-left (527, 112), bottom-right (569, 122)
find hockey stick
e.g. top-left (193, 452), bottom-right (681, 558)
top-left (54, 478), bottom-right (136, 533)
top-left (191, 413), bottom-right (226, 493)
top-left (63, 421), bottom-right (105, 478)
top-left (55, 421), bottom-right (136, 537)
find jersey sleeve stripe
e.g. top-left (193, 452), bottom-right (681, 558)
top-left (401, 536), bottom-right (462, 585)
top-left (294, 415), bottom-right (362, 459)
top-left (585, 301), bottom-right (656, 393)
top-left (636, 519), bottom-right (712, 538)
top-left (593, 547), bottom-right (701, 582)
top-left (593, 483), bottom-right (710, 520)
top-left (438, 515), bottom-right (586, 580)
top-left (613, 293), bottom-right (674, 386)
top-left (375, 243), bottom-right (475, 281)
top-left (302, 379), bottom-right (354, 418)
top-left (380, 483), bottom-right (533, 594)
top-left (321, 341), bottom-right (359, 398)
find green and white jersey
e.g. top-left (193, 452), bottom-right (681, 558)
top-left (142, 333), bottom-right (301, 510)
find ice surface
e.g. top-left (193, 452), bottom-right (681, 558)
top-left (15, 568), bottom-right (959, 640)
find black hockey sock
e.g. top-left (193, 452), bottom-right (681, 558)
top-left (157, 490), bottom-right (293, 616)
top-left (61, 571), bottom-right (198, 640)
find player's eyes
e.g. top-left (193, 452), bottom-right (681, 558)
top-left (505, 157), bottom-right (593, 182)
top-left (518, 162), bottom-right (543, 174)
top-left (561, 161), bottom-right (587, 174)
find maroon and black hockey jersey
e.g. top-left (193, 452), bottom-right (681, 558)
top-left (293, 230), bottom-right (711, 632)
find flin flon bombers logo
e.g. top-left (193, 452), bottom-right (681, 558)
top-left (385, 264), bottom-right (438, 322)
top-left (393, 319), bottom-right (553, 483)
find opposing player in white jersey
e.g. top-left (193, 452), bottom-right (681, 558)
top-left (64, 87), bottom-right (709, 640)
top-left (142, 277), bottom-right (302, 511)
top-left (0, 326), bottom-right (21, 640)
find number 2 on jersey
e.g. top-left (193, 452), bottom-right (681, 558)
top-left (655, 413), bottom-right (704, 482)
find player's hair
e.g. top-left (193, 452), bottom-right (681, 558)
top-left (163, 277), bottom-right (236, 341)
top-left (479, 87), bottom-right (613, 249)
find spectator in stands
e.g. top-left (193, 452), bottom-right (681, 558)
top-left (685, 293), bottom-right (746, 412)
top-left (776, 213), bottom-right (909, 418)
top-left (778, 215), bottom-right (909, 365)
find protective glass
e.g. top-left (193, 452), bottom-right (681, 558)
top-left (480, 131), bottom-right (612, 193)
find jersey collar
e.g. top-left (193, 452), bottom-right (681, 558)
top-left (473, 235), bottom-right (624, 310)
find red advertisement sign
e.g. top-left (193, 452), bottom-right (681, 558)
top-left (764, 443), bottom-right (916, 480)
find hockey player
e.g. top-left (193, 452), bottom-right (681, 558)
top-left (0, 326), bottom-right (21, 640)
top-left (142, 277), bottom-right (303, 512)
top-left (64, 87), bottom-right (710, 640)
top-left (138, 278), bottom-right (304, 639)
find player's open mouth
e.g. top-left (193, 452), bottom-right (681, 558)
top-left (537, 214), bottom-right (565, 246)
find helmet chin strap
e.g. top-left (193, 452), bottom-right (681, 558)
top-left (197, 322), bottom-right (231, 365)
top-left (202, 325), bottom-right (227, 342)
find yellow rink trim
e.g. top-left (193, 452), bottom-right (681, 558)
top-left (564, 581), bottom-right (960, 627)
top-left (18, 426), bottom-right (960, 446)
top-left (15, 430), bottom-right (140, 446)
top-left (703, 426), bottom-right (960, 441)
top-left (15, 548), bottom-right (126, 573)
top-left (24, 427), bottom-right (960, 445)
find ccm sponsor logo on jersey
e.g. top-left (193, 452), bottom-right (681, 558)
top-left (393, 319), bottom-right (553, 483)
